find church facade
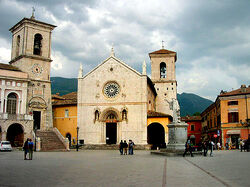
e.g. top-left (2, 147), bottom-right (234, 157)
top-left (77, 48), bottom-right (178, 146)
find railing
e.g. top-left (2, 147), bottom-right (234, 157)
top-left (53, 127), bottom-right (70, 151)
top-left (0, 113), bottom-right (33, 121)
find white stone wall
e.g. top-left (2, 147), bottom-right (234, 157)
top-left (78, 56), bottom-right (148, 145)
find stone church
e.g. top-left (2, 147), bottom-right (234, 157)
top-left (77, 47), bottom-right (178, 147)
top-left (0, 15), bottom-right (56, 147)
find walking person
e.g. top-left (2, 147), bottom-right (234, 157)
top-left (240, 139), bottom-right (244, 152)
top-left (23, 138), bottom-right (29, 160)
top-left (123, 140), bottom-right (128, 155)
top-left (183, 138), bottom-right (193, 157)
top-left (210, 140), bottom-right (214, 157)
top-left (119, 140), bottom-right (124, 155)
top-left (28, 139), bottom-right (34, 160)
top-left (202, 141), bottom-right (207, 156)
top-left (128, 140), bottom-right (135, 155)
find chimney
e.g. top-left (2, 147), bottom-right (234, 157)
top-left (241, 84), bottom-right (246, 93)
top-left (220, 90), bottom-right (225, 95)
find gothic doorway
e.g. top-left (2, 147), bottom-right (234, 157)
top-left (33, 111), bottom-right (41, 130)
top-left (106, 123), bottom-right (117, 144)
top-left (7, 123), bottom-right (24, 147)
top-left (147, 123), bottom-right (165, 149)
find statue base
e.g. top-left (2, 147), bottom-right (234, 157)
top-left (160, 122), bottom-right (188, 155)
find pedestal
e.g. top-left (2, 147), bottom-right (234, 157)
top-left (161, 122), bottom-right (188, 154)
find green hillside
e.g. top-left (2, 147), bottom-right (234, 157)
top-left (51, 77), bottom-right (213, 116)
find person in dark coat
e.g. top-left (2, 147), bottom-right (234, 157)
top-left (23, 138), bottom-right (29, 160)
top-left (183, 138), bottom-right (193, 157)
top-left (202, 141), bottom-right (207, 156)
top-left (128, 140), bottom-right (135, 155)
top-left (123, 140), bottom-right (128, 155)
top-left (119, 140), bottom-right (124, 155)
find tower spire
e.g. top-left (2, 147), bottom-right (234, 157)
top-left (78, 63), bottom-right (83, 78)
top-left (142, 60), bottom-right (147, 75)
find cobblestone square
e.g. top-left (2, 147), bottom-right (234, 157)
top-left (0, 150), bottom-right (249, 187)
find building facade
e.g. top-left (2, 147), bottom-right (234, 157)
top-left (77, 48), bottom-right (178, 146)
top-left (52, 92), bottom-right (77, 146)
top-left (0, 16), bottom-right (56, 146)
top-left (201, 85), bottom-right (250, 149)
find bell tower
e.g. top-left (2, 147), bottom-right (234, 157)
top-left (149, 48), bottom-right (177, 116)
top-left (9, 16), bottom-right (56, 130)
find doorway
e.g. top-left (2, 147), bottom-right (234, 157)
top-left (33, 111), bottom-right (41, 130)
top-left (231, 135), bottom-right (240, 149)
top-left (147, 123), bottom-right (165, 149)
top-left (106, 123), bottom-right (117, 144)
top-left (7, 123), bottom-right (24, 147)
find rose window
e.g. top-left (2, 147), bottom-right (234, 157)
top-left (103, 82), bottom-right (120, 98)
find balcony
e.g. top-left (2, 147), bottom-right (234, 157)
top-left (0, 113), bottom-right (33, 121)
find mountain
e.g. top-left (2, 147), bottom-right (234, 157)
top-left (51, 77), bottom-right (78, 96)
top-left (177, 93), bottom-right (213, 116)
top-left (51, 77), bottom-right (213, 116)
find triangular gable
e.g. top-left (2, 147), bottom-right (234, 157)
top-left (81, 55), bottom-right (142, 79)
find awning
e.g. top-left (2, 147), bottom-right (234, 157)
top-left (226, 130), bottom-right (240, 135)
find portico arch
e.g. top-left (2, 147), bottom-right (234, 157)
top-left (147, 123), bottom-right (165, 149)
top-left (7, 123), bottom-right (24, 147)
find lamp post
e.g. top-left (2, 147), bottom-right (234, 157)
top-left (76, 126), bottom-right (79, 152)
top-left (34, 126), bottom-right (37, 152)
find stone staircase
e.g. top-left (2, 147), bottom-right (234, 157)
top-left (36, 130), bottom-right (67, 151)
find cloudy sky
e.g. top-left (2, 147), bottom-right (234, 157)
top-left (0, 0), bottom-right (249, 100)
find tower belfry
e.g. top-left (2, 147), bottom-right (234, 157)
top-left (9, 16), bottom-right (56, 130)
top-left (149, 48), bottom-right (177, 116)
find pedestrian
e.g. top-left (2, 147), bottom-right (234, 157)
top-left (183, 138), bottom-right (193, 157)
top-left (210, 140), bottom-right (214, 157)
top-left (202, 141), bottom-right (208, 156)
top-left (123, 140), bottom-right (128, 155)
top-left (23, 138), bottom-right (29, 160)
top-left (28, 139), bottom-right (34, 160)
top-left (128, 140), bottom-right (135, 155)
top-left (217, 142), bottom-right (221, 150)
top-left (119, 140), bottom-right (124, 155)
top-left (240, 139), bottom-right (244, 152)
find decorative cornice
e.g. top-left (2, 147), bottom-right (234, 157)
top-left (9, 55), bottom-right (52, 64)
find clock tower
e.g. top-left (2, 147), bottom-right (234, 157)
top-left (9, 16), bottom-right (56, 130)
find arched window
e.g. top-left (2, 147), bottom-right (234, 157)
top-left (33, 33), bottom-right (43, 55)
top-left (122, 109), bottom-right (127, 120)
top-left (7, 93), bottom-right (17, 114)
top-left (16, 35), bottom-right (20, 57)
top-left (160, 62), bottom-right (166, 78)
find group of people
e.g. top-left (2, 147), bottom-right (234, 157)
top-left (240, 139), bottom-right (250, 152)
top-left (119, 140), bottom-right (134, 155)
top-left (23, 138), bottom-right (34, 160)
top-left (183, 138), bottom-right (215, 157)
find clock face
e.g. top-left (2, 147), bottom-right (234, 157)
top-left (32, 64), bottom-right (43, 75)
top-left (103, 82), bottom-right (120, 98)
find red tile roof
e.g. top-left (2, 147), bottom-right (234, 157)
top-left (181, 115), bottom-right (202, 122)
top-left (0, 63), bottom-right (22, 72)
top-left (52, 92), bottom-right (77, 106)
top-left (149, 49), bottom-right (176, 55)
top-left (147, 110), bottom-right (172, 117)
top-left (219, 86), bottom-right (250, 97)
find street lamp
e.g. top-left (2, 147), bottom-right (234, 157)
top-left (76, 126), bottom-right (79, 152)
top-left (34, 126), bottom-right (37, 152)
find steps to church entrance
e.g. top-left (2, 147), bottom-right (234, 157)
top-left (36, 131), bottom-right (67, 152)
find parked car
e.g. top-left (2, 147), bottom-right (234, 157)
top-left (0, 141), bottom-right (12, 151)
